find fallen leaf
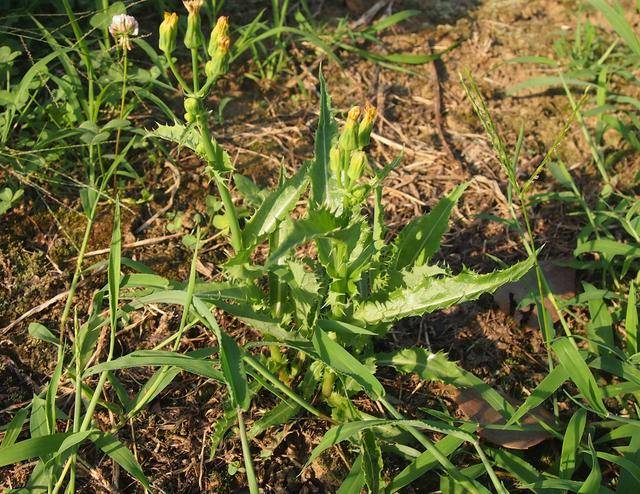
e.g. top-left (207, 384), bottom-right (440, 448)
top-left (451, 387), bottom-right (555, 450)
top-left (494, 260), bottom-right (575, 329)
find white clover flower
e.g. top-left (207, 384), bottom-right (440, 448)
top-left (109, 14), bottom-right (139, 51)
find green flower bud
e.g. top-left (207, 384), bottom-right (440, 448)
top-left (329, 146), bottom-right (343, 176)
top-left (159, 12), bottom-right (178, 54)
top-left (338, 106), bottom-right (360, 152)
top-left (184, 97), bottom-right (200, 115)
top-left (183, 0), bottom-right (204, 49)
top-left (347, 150), bottom-right (367, 182)
top-left (358, 102), bottom-right (377, 147)
top-left (184, 112), bottom-right (195, 123)
top-left (208, 16), bottom-right (229, 57)
top-left (205, 36), bottom-right (230, 80)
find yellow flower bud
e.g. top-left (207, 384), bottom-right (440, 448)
top-left (329, 146), bottom-right (343, 176)
top-left (205, 35), bottom-right (231, 79)
top-left (183, 0), bottom-right (204, 15)
top-left (346, 106), bottom-right (361, 126)
top-left (358, 102), bottom-right (377, 147)
top-left (183, 0), bottom-right (204, 49)
top-left (208, 16), bottom-right (229, 57)
top-left (339, 106), bottom-right (361, 152)
top-left (159, 12), bottom-right (178, 54)
top-left (347, 150), bottom-right (367, 182)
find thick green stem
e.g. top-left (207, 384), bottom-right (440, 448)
top-left (196, 112), bottom-right (243, 252)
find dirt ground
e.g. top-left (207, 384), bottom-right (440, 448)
top-left (0, 0), bottom-right (623, 492)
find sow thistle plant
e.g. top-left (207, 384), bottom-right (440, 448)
top-left (0, 5), bottom-right (539, 494)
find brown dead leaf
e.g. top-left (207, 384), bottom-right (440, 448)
top-left (494, 259), bottom-right (575, 329)
top-left (451, 387), bottom-right (555, 449)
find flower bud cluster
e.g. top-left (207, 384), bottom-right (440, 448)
top-left (329, 102), bottom-right (377, 189)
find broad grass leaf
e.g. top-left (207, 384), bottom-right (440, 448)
top-left (392, 183), bottom-right (468, 270)
top-left (574, 238), bottom-right (640, 259)
top-left (248, 401), bottom-right (300, 439)
top-left (92, 432), bottom-right (150, 489)
top-left (585, 283), bottom-right (615, 354)
top-left (587, 0), bottom-right (640, 56)
top-left (0, 408), bottom-right (28, 449)
top-left (452, 388), bottom-right (553, 449)
top-left (193, 296), bottom-right (250, 410)
top-left (617, 428), bottom-right (640, 492)
top-left (378, 348), bottom-right (514, 418)
top-left (85, 350), bottom-right (223, 382)
top-left (305, 419), bottom-right (474, 468)
top-left (560, 409), bottom-right (587, 480)
top-left (552, 338), bottom-right (607, 415)
top-left (312, 328), bottom-right (385, 399)
top-left (490, 449), bottom-right (555, 494)
top-left (578, 437), bottom-right (602, 494)
top-left (317, 319), bottom-right (378, 337)
top-left (337, 453), bottom-right (365, 494)
top-left (309, 72), bottom-right (339, 208)
top-left (626, 283), bottom-right (638, 355)
top-left (356, 256), bottom-right (534, 324)
top-left (589, 355), bottom-right (640, 385)
top-left (507, 364), bottom-right (569, 425)
top-left (242, 163), bottom-right (310, 248)
top-left (0, 432), bottom-right (76, 467)
top-left (30, 395), bottom-right (49, 439)
top-left (129, 367), bottom-right (181, 413)
top-left (385, 423), bottom-right (475, 494)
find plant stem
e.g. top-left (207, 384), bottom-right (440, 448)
top-left (196, 112), bottom-right (244, 252)
top-left (237, 408), bottom-right (259, 494)
top-left (191, 48), bottom-right (200, 92)
top-left (166, 55), bottom-right (190, 93)
top-left (114, 48), bottom-right (128, 158)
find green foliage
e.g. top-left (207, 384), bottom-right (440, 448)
top-left (7, 1), bottom-right (640, 493)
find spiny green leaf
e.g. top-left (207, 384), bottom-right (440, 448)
top-left (242, 163), bottom-right (310, 248)
top-left (355, 257), bottom-right (534, 324)
top-left (310, 72), bottom-right (339, 208)
top-left (392, 183), bottom-right (468, 270)
top-left (266, 209), bottom-right (339, 266)
top-left (361, 428), bottom-right (383, 494)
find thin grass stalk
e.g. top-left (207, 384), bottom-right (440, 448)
top-left (114, 48), bottom-right (128, 158)
top-left (237, 408), bottom-right (259, 494)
